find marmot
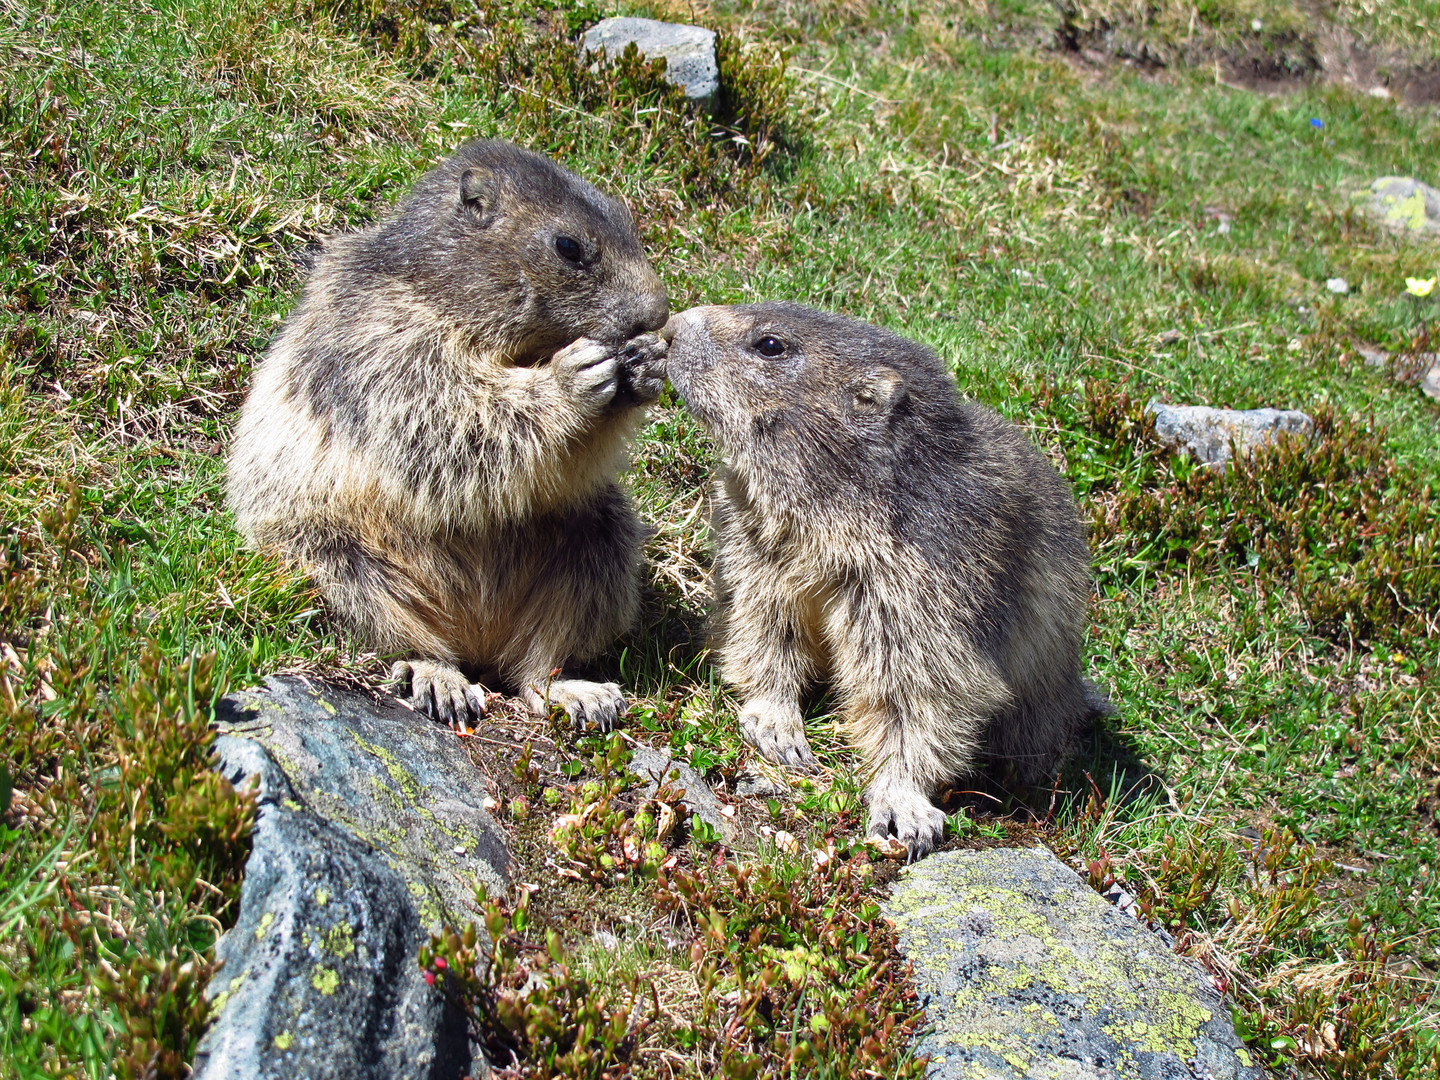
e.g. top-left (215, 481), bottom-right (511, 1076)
top-left (663, 302), bottom-right (1105, 857)
top-left (228, 139), bottom-right (669, 730)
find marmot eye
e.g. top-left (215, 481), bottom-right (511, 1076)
top-left (554, 235), bottom-right (584, 264)
top-left (754, 336), bottom-right (786, 357)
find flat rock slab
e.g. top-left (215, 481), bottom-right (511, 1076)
top-left (886, 847), bottom-right (1260, 1080)
top-left (582, 17), bottom-right (719, 109)
top-left (1363, 176), bottom-right (1440, 235)
top-left (1147, 402), bottom-right (1313, 467)
top-left (194, 677), bottom-right (511, 1080)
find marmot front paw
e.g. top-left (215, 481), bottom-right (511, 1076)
top-left (614, 331), bottom-right (667, 406)
top-left (553, 337), bottom-right (621, 416)
top-left (391, 660), bottom-right (488, 731)
top-left (739, 698), bottom-right (816, 766)
top-left (865, 779), bottom-right (946, 861)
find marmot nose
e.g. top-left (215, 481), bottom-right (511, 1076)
top-left (629, 290), bottom-right (668, 337)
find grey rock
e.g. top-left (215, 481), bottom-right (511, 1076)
top-left (734, 766), bottom-right (791, 799)
top-left (1362, 176), bottom-right (1440, 235)
top-left (1325, 277), bottom-right (1349, 295)
top-left (195, 677), bottom-right (511, 1080)
top-left (582, 18), bottom-right (719, 110)
top-left (1147, 401), bottom-right (1313, 467)
top-left (627, 743), bottom-right (737, 844)
top-left (1358, 347), bottom-right (1389, 368)
top-left (886, 847), bottom-right (1260, 1080)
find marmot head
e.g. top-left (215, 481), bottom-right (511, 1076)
top-left (664, 302), bottom-right (963, 507)
top-left (360, 139), bottom-right (668, 362)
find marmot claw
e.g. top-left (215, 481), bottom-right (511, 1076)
top-left (391, 660), bottom-right (488, 732)
top-left (523, 678), bottom-right (628, 732)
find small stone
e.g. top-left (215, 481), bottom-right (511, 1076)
top-left (627, 744), bottom-right (737, 844)
top-left (886, 847), bottom-right (1260, 1080)
top-left (1147, 401), bottom-right (1314, 467)
top-left (735, 765), bottom-right (789, 798)
top-left (1362, 176), bottom-right (1440, 235)
top-left (582, 18), bottom-right (719, 111)
top-left (773, 829), bottom-right (800, 854)
top-left (1369, 85), bottom-right (1392, 99)
top-left (1357, 347), bottom-right (1389, 368)
top-left (1422, 358), bottom-right (1440, 401)
top-left (867, 835), bottom-right (909, 860)
top-left (1326, 277), bottom-right (1349, 294)
top-left (1216, 219), bottom-right (1232, 234)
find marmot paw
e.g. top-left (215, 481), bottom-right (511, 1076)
top-left (390, 660), bottom-right (488, 732)
top-left (552, 337), bottom-right (621, 416)
top-left (523, 678), bottom-right (628, 732)
top-left (739, 698), bottom-right (816, 767)
top-left (865, 781), bottom-right (946, 862)
top-left (615, 332), bottom-right (667, 406)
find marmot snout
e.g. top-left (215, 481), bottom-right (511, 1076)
top-left (666, 302), bottom-right (1105, 857)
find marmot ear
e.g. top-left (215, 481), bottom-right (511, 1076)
top-left (850, 368), bottom-right (905, 416)
top-left (458, 167), bottom-right (499, 227)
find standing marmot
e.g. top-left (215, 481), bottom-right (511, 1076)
top-left (664, 302), bottom-right (1106, 857)
top-left (228, 140), bottom-right (669, 730)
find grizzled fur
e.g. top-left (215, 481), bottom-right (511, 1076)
top-left (228, 140), bottom-right (669, 730)
top-left (664, 302), bottom-right (1104, 857)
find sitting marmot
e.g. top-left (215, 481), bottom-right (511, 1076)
top-left (663, 302), bottom-right (1106, 857)
top-left (227, 140), bottom-right (669, 730)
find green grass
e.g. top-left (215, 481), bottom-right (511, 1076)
top-left (3, 0), bottom-right (1440, 1076)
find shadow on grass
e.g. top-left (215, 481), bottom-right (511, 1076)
top-left (943, 714), bottom-right (1168, 826)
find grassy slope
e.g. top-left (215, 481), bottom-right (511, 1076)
top-left (3, 0), bottom-right (1439, 1076)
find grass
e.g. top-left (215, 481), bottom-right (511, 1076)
top-left (2, 0), bottom-right (1439, 1076)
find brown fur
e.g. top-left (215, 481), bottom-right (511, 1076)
top-left (664, 303), bottom-right (1106, 857)
top-left (228, 140), bottom-right (669, 729)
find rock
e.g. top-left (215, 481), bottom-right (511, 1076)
top-left (1147, 401), bottom-right (1313, 467)
top-left (581, 18), bottom-right (719, 110)
top-left (1422, 358), bottom-right (1440, 402)
top-left (1357, 347), bottom-right (1389, 368)
top-left (1325, 277), bottom-right (1349, 294)
top-left (194, 677), bottom-right (511, 1080)
top-left (734, 765), bottom-right (791, 799)
top-left (886, 846), bottom-right (1260, 1080)
top-left (627, 743), bottom-right (737, 844)
top-left (1362, 176), bottom-right (1440, 235)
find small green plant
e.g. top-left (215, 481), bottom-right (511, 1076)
top-left (547, 733), bottom-right (672, 884)
top-left (421, 887), bottom-right (657, 1080)
top-left (655, 858), bottom-right (927, 1079)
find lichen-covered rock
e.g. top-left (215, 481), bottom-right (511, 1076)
top-left (1147, 401), bottom-right (1313, 467)
top-left (886, 847), bottom-right (1259, 1080)
top-left (1362, 176), bottom-right (1440, 235)
top-left (194, 677), bottom-right (511, 1080)
top-left (581, 18), bottom-right (719, 110)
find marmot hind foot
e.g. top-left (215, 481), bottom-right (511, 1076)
top-left (523, 677), bottom-right (628, 732)
top-left (866, 776), bottom-right (948, 861)
top-left (390, 659), bottom-right (488, 731)
top-left (739, 698), bottom-right (816, 767)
